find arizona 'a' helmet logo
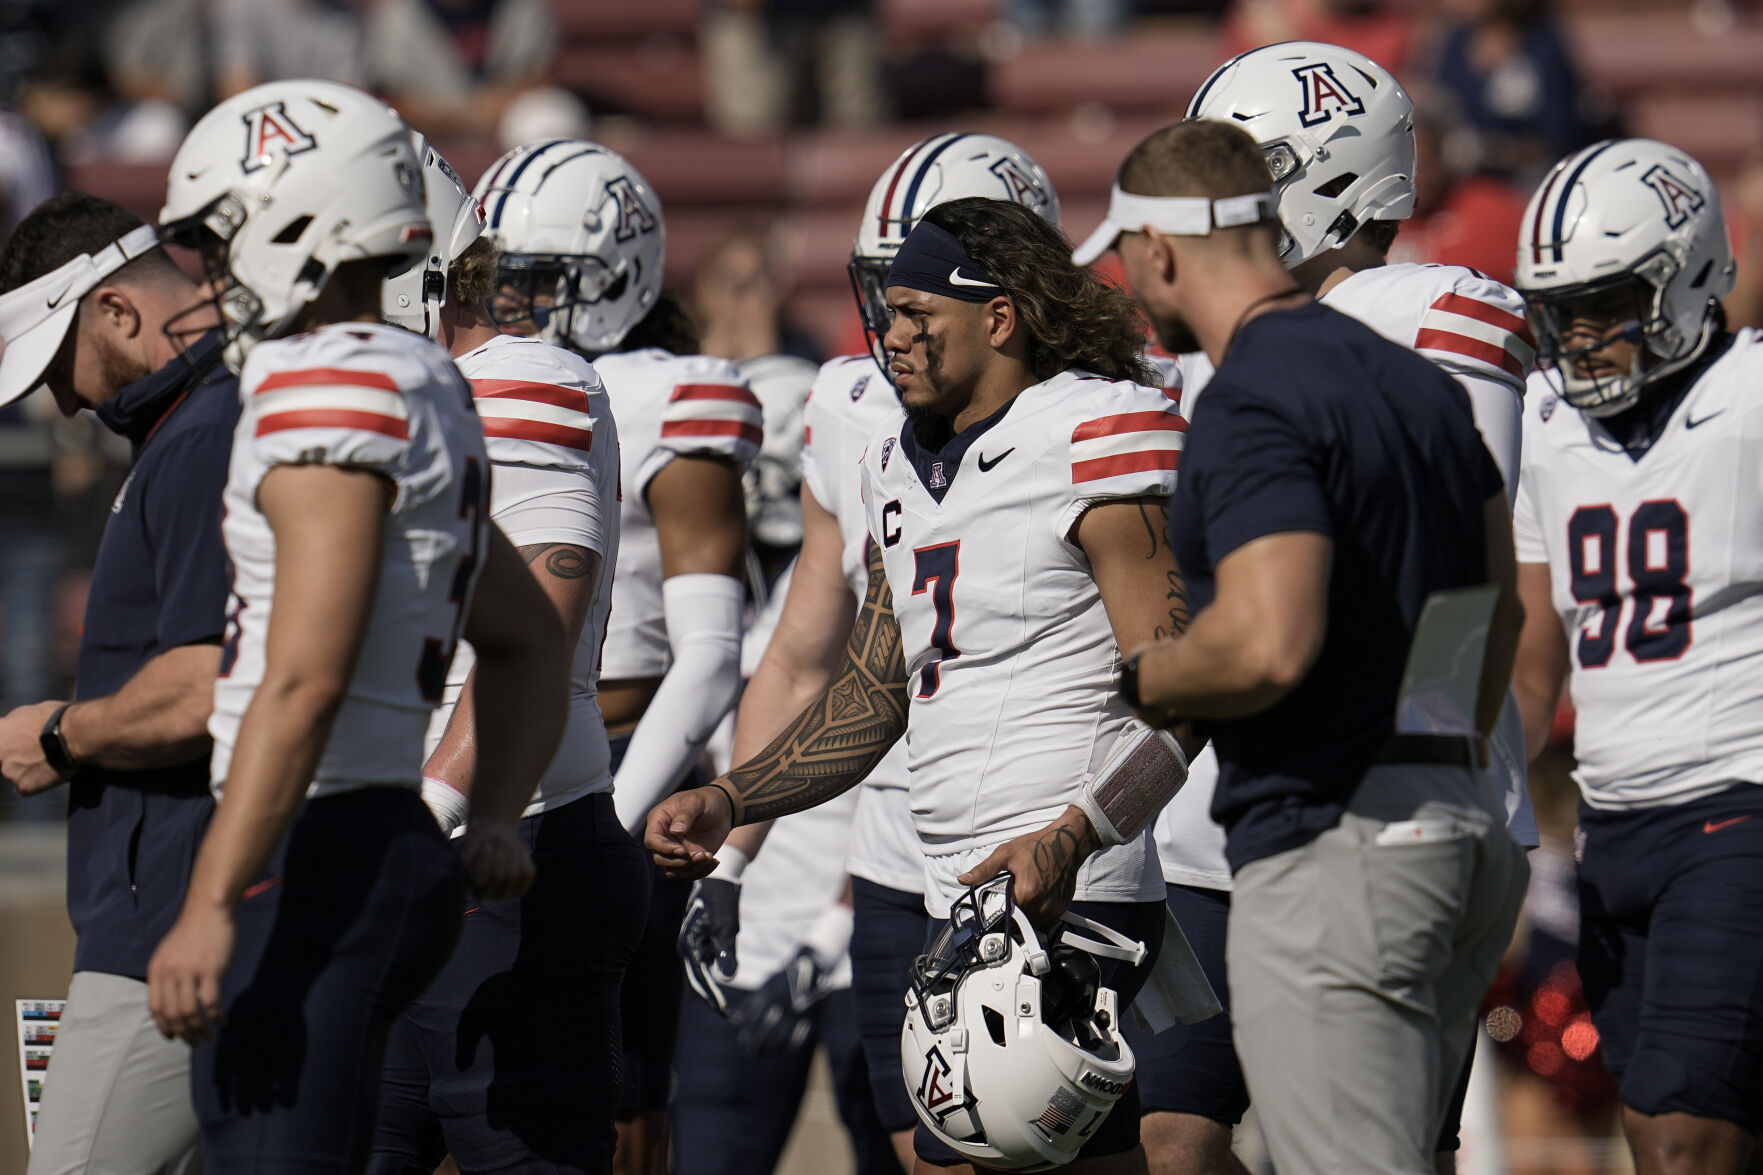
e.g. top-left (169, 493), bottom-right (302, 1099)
top-left (606, 176), bottom-right (658, 242)
top-left (240, 102), bottom-right (317, 173)
top-left (990, 158), bottom-right (1050, 212)
top-left (1292, 62), bottom-right (1366, 128)
top-left (1641, 164), bottom-right (1706, 229)
top-left (917, 1046), bottom-right (960, 1120)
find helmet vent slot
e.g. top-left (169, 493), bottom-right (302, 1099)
top-left (273, 216), bottom-right (313, 244)
top-left (983, 1006), bottom-right (1007, 1046)
top-left (1691, 259), bottom-right (1714, 289)
top-left (1314, 173), bottom-right (1357, 199)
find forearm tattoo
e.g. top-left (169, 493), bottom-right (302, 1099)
top-left (727, 541), bottom-right (909, 823)
top-left (1136, 498), bottom-right (1192, 639)
top-left (1031, 823), bottom-right (1085, 910)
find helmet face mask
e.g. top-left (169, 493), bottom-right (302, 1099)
top-left (848, 255), bottom-right (894, 377)
top-left (1516, 138), bottom-right (1736, 418)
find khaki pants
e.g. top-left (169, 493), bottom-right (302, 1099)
top-left (1228, 764), bottom-right (1527, 1175)
top-left (27, 971), bottom-right (202, 1175)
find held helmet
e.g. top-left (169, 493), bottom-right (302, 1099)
top-left (382, 132), bottom-right (486, 338)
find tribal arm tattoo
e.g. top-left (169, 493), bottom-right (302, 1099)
top-left (726, 541), bottom-right (909, 824)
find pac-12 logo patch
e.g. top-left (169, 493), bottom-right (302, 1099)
top-left (990, 157), bottom-right (1052, 214)
top-left (241, 102), bottom-right (317, 173)
top-left (606, 176), bottom-right (658, 242)
top-left (1641, 164), bottom-right (1706, 229)
top-left (880, 436), bottom-right (896, 471)
top-left (1292, 62), bottom-right (1366, 128)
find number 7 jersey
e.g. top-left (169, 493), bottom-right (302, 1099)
top-left (1514, 330), bottom-right (1763, 810)
top-left (210, 323), bottom-right (490, 799)
top-left (859, 371), bottom-right (1184, 915)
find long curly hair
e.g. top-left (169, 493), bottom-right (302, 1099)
top-left (919, 198), bottom-right (1155, 385)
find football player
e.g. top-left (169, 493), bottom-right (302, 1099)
top-left (366, 138), bottom-right (643, 1173)
top-left (144, 80), bottom-right (568, 1171)
top-left (1510, 138), bottom-right (1763, 1175)
top-left (650, 196), bottom-right (1193, 1174)
top-left (1077, 43), bottom-right (1542, 1172)
top-left (677, 133), bottom-right (1064, 1173)
top-left (472, 140), bottom-right (761, 1174)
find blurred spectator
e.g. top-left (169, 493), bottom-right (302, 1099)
top-left (1430, 0), bottom-right (1612, 186)
top-left (496, 83), bottom-right (590, 152)
top-left (365, 0), bottom-right (556, 138)
top-left (692, 226), bottom-right (823, 366)
top-left (1222, 0), bottom-right (1418, 77)
top-left (213, 0), bottom-right (369, 99)
top-left (1004, 0), bottom-right (1129, 40)
top-left (0, 109), bottom-right (56, 236)
top-left (104, 0), bottom-right (209, 116)
top-left (1387, 90), bottom-right (1530, 285)
top-left (703, 0), bottom-right (887, 138)
top-left (1721, 155), bottom-right (1763, 330)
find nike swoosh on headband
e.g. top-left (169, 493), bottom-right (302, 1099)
top-left (948, 267), bottom-right (998, 288)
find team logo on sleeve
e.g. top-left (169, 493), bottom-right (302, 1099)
top-left (1641, 164), bottom-right (1706, 229)
top-left (605, 177), bottom-right (659, 242)
top-left (850, 374), bottom-right (871, 402)
top-left (990, 158), bottom-right (1052, 213)
top-left (240, 102), bottom-right (317, 173)
top-left (1292, 62), bottom-right (1366, 128)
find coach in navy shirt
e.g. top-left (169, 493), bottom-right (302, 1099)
top-left (0, 193), bottom-right (236, 1175)
top-left (1075, 120), bottom-right (1530, 1175)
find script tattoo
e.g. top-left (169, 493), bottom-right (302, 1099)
top-left (1136, 499), bottom-right (1192, 640)
top-left (728, 542), bottom-right (910, 823)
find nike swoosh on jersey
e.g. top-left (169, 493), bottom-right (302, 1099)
top-left (1704, 815), bottom-right (1752, 834)
top-left (1686, 411), bottom-right (1724, 429)
top-left (977, 448), bottom-right (1014, 472)
top-left (948, 268), bottom-right (998, 289)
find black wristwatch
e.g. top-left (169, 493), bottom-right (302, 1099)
top-left (1117, 653), bottom-right (1144, 710)
top-left (39, 703), bottom-right (77, 776)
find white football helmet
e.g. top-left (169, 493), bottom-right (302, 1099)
top-left (383, 132), bottom-right (486, 338)
top-left (159, 79), bottom-right (430, 372)
top-left (1186, 41), bottom-right (1415, 266)
top-left (1515, 138), bottom-right (1735, 417)
top-left (850, 133), bottom-right (1059, 372)
top-left (902, 876), bottom-right (1144, 1172)
top-left (472, 140), bottom-right (664, 356)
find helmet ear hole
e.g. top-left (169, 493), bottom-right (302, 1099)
top-left (1314, 172), bottom-right (1357, 199)
top-left (272, 215), bottom-right (313, 244)
top-left (1691, 259), bottom-right (1714, 289)
top-left (982, 1005), bottom-right (1008, 1046)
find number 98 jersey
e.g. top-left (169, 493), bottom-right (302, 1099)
top-left (210, 322), bottom-right (490, 800)
top-left (860, 371), bottom-right (1184, 916)
top-left (1514, 330), bottom-right (1763, 810)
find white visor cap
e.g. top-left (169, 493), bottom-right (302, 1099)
top-left (1071, 185), bottom-right (1278, 266)
top-left (0, 224), bottom-right (162, 407)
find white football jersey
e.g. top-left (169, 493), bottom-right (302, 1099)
top-left (800, 353), bottom-right (918, 894)
top-left (1163, 262), bottom-right (1541, 884)
top-left (595, 348), bottom-right (762, 681)
top-left (861, 370), bottom-right (1183, 917)
top-left (424, 333), bottom-right (620, 816)
top-left (211, 323), bottom-right (487, 799)
top-left (1515, 332), bottom-right (1763, 810)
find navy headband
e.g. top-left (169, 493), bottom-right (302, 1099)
top-left (885, 221), bottom-right (1002, 302)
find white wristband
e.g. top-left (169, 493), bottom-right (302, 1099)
top-left (1076, 728), bottom-right (1190, 847)
top-left (422, 776), bottom-right (469, 836)
top-left (709, 843), bottom-right (750, 883)
top-left (802, 901), bottom-right (855, 966)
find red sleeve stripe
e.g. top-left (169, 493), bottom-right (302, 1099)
top-left (256, 367), bottom-right (401, 394)
top-left (661, 418), bottom-right (764, 447)
top-left (1072, 449), bottom-right (1180, 483)
top-left (1070, 410), bottom-right (1187, 443)
top-left (482, 419), bottom-right (594, 451)
top-left (1414, 328), bottom-right (1528, 380)
top-left (256, 409), bottom-right (408, 440)
top-left (1429, 293), bottom-right (1537, 349)
top-left (670, 383), bottom-right (762, 409)
top-left (469, 378), bottom-right (591, 413)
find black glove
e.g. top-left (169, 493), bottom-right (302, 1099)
top-left (678, 876), bottom-right (742, 1017)
top-left (736, 945), bottom-right (835, 1056)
